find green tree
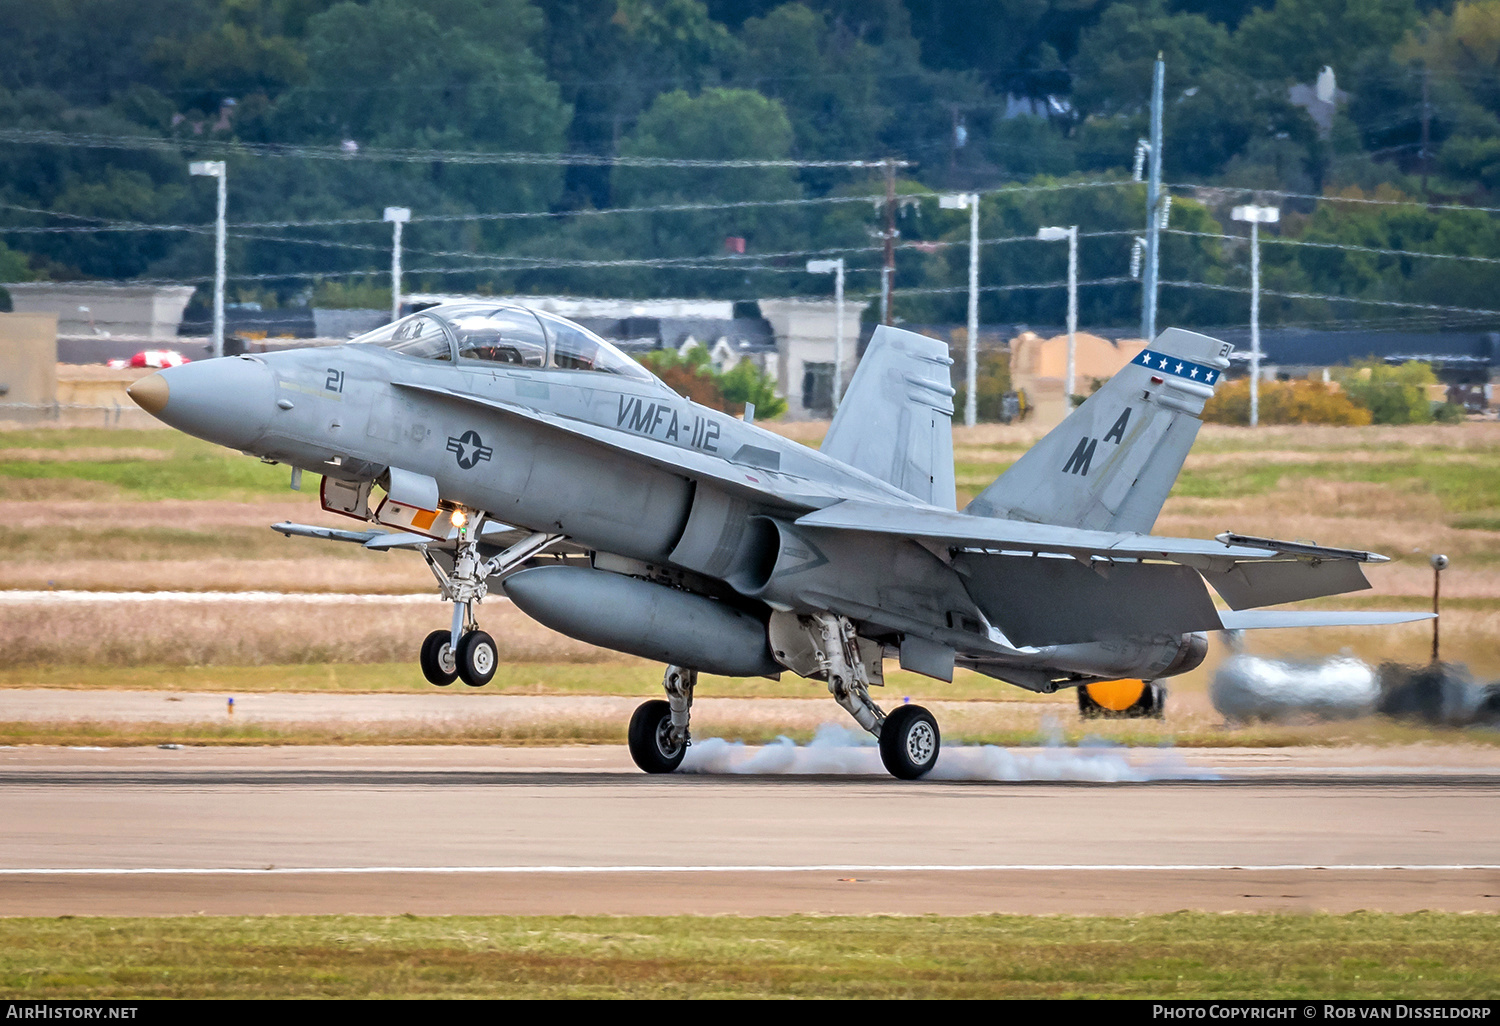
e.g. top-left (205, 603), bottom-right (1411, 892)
top-left (719, 356), bottom-right (787, 418)
top-left (733, 3), bottom-right (889, 161)
top-left (147, 0), bottom-right (311, 109)
top-left (1070, 1), bottom-right (1229, 118)
top-left (273, 0), bottom-right (571, 215)
top-left (1334, 359), bottom-right (1438, 424)
top-left (1235, 0), bottom-right (1420, 84)
top-left (640, 344), bottom-right (787, 417)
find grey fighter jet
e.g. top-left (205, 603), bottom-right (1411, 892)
top-left (127, 301), bottom-right (1428, 778)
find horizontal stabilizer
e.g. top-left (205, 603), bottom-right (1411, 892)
top-left (1219, 610), bottom-right (1435, 630)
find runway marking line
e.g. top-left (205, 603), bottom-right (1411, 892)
top-left (2, 864), bottom-right (1498, 875)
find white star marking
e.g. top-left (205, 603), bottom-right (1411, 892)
top-left (1189, 367), bottom-right (1199, 378)
top-left (1158, 357), bottom-right (1169, 369)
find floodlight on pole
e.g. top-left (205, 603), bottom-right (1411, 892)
top-left (807, 258), bottom-right (846, 409)
top-left (1231, 204), bottom-right (1280, 428)
top-left (941, 192), bottom-right (980, 427)
top-left (384, 206), bottom-right (411, 323)
top-left (189, 161), bottom-right (227, 358)
top-left (1038, 225), bottom-right (1079, 403)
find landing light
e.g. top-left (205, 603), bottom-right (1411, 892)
top-left (451, 510), bottom-right (468, 529)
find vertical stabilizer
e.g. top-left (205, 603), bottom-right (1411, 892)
top-left (966, 328), bottom-right (1232, 532)
top-left (820, 325), bottom-right (957, 508)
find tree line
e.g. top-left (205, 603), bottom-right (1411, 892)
top-left (1, 0), bottom-right (1498, 335)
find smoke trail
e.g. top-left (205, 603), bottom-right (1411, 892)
top-left (679, 721), bottom-right (1211, 781)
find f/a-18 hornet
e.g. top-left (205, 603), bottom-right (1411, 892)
top-left (128, 302), bottom-right (1426, 778)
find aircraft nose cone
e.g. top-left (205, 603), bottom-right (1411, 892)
top-left (134, 356), bottom-right (274, 449)
top-left (126, 373), bottom-right (169, 415)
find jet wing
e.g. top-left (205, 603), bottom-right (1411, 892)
top-left (391, 380), bottom-right (846, 511)
top-left (794, 498), bottom-right (1277, 567)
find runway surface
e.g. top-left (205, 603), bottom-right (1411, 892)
top-left (2, 744), bottom-right (1498, 917)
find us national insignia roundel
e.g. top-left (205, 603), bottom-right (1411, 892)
top-left (446, 429), bottom-right (493, 470)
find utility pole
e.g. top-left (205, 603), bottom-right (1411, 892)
top-left (1232, 204), bottom-right (1280, 427)
top-left (807, 258), bottom-right (846, 409)
top-left (189, 161), bottom-right (227, 358)
top-left (1142, 54), bottom-right (1164, 343)
top-left (941, 192), bottom-right (981, 427)
top-left (1038, 225), bottom-right (1079, 402)
top-left (384, 207), bottom-right (411, 323)
top-left (882, 159), bottom-right (897, 325)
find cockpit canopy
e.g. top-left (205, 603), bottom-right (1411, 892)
top-left (350, 301), bottom-right (655, 383)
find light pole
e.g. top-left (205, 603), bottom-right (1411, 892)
top-left (189, 160), bottom-right (227, 358)
top-left (384, 207), bottom-right (411, 323)
top-left (807, 258), bottom-right (846, 409)
top-left (1231, 204), bottom-right (1280, 427)
top-left (1038, 225), bottom-right (1079, 403)
top-left (940, 192), bottom-right (980, 427)
top-left (1142, 54), bottom-right (1164, 342)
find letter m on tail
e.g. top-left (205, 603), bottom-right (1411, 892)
top-left (1062, 437), bottom-right (1098, 476)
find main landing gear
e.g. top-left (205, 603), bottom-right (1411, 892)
top-left (626, 615), bottom-right (943, 780)
top-left (415, 511), bottom-right (562, 689)
top-left (628, 666), bottom-right (696, 773)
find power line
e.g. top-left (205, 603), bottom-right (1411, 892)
top-left (1159, 279), bottom-right (1500, 318)
top-left (1168, 181), bottom-right (1500, 217)
top-left (1164, 227), bottom-right (1500, 265)
top-left (0, 128), bottom-right (908, 169)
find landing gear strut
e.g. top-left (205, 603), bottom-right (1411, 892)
top-left (416, 512), bottom-right (563, 688)
top-left (768, 611), bottom-right (942, 779)
top-left (628, 665), bottom-right (696, 773)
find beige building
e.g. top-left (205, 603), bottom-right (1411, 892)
top-left (758, 298), bottom-right (863, 419)
top-left (0, 312), bottom-right (59, 407)
top-left (1010, 330), bottom-right (1148, 428)
top-left (8, 282), bottom-right (195, 341)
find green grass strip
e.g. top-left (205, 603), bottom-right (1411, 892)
top-left (0, 912), bottom-right (1496, 999)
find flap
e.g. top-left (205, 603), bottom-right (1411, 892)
top-left (1204, 558), bottom-right (1371, 610)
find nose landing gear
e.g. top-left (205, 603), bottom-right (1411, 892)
top-left (415, 513), bottom-right (563, 689)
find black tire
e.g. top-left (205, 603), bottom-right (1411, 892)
top-left (419, 630), bottom-right (458, 687)
top-left (879, 704), bottom-right (940, 780)
top-left (456, 630), bottom-right (497, 687)
top-left (628, 699), bottom-right (686, 773)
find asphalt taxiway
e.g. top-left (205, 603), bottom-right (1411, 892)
top-left (1, 744), bottom-right (1497, 917)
